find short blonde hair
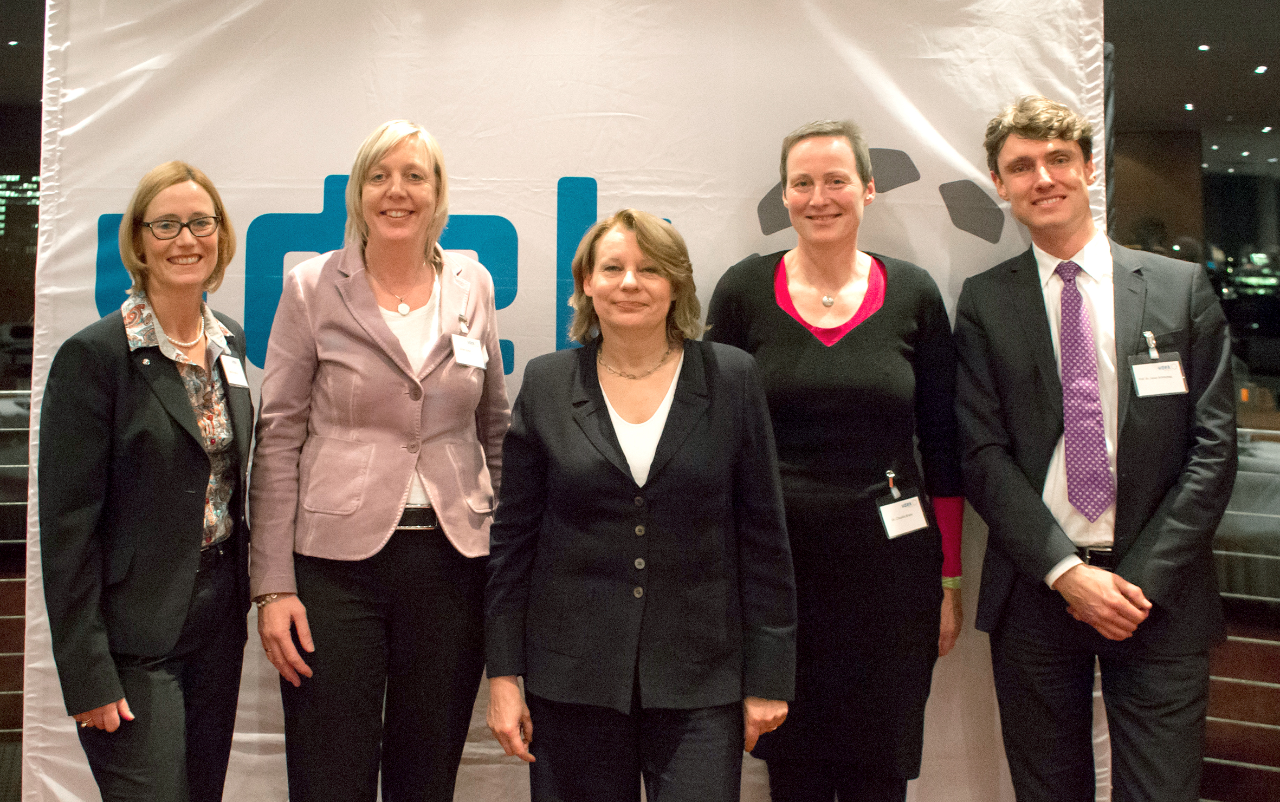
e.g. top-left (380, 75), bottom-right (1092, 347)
top-left (985, 95), bottom-right (1094, 176)
top-left (344, 120), bottom-right (450, 266)
top-left (568, 209), bottom-right (704, 345)
top-left (119, 161), bottom-right (236, 294)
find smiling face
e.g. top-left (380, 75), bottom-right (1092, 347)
top-left (138, 180), bottom-right (219, 298)
top-left (583, 225), bottom-right (673, 338)
top-left (361, 136), bottom-right (438, 250)
top-left (992, 134), bottom-right (1098, 256)
top-left (783, 135), bottom-right (874, 247)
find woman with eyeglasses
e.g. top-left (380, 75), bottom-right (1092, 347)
top-left (40, 161), bottom-right (252, 802)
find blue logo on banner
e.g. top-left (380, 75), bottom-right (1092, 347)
top-left (94, 176), bottom-right (603, 372)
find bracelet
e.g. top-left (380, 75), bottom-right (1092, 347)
top-left (254, 593), bottom-right (282, 610)
top-left (941, 576), bottom-right (962, 590)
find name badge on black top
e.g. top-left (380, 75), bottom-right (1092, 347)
top-left (876, 470), bottom-right (929, 539)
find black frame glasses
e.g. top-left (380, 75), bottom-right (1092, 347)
top-left (141, 216), bottom-right (221, 240)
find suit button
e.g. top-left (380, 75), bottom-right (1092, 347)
top-left (633, 587), bottom-right (644, 598)
top-left (410, 387), bottom-right (422, 401)
top-left (407, 442), bottom-right (420, 453)
top-left (634, 525), bottom-right (645, 536)
top-left (634, 558), bottom-right (645, 570)
top-left (634, 496), bottom-right (644, 506)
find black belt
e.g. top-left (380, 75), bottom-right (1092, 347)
top-left (197, 539), bottom-right (232, 571)
top-left (397, 506), bottom-right (438, 530)
top-left (1076, 546), bottom-right (1118, 571)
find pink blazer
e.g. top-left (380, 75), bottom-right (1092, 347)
top-left (249, 243), bottom-right (510, 597)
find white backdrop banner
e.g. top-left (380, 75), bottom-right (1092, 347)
top-left (26, 1), bottom-right (1105, 799)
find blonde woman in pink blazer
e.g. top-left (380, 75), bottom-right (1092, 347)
top-left (249, 119), bottom-right (510, 802)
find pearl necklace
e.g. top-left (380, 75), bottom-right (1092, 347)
top-left (598, 342), bottom-right (674, 380)
top-left (166, 316), bottom-right (205, 348)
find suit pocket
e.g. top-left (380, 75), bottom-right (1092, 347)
top-left (300, 436), bottom-right (373, 515)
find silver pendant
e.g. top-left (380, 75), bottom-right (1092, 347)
top-left (821, 295), bottom-right (835, 308)
top-left (397, 302), bottom-right (411, 316)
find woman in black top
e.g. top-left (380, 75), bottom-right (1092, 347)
top-left (706, 120), bottom-right (964, 802)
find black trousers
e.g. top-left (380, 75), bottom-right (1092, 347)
top-left (764, 759), bottom-right (907, 802)
top-left (281, 530), bottom-right (487, 802)
top-left (990, 577), bottom-right (1210, 802)
top-left (526, 692), bottom-right (743, 802)
top-left (78, 544), bottom-right (247, 802)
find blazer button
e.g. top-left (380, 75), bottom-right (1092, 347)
top-left (634, 496), bottom-right (645, 507)
top-left (407, 442), bottom-right (420, 453)
top-left (410, 387), bottom-right (422, 401)
top-left (634, 525), bottom-right (645, 536)
top-left (633, 587), bottom-right (644, 598)
top-left (634, 558), bottom-right (646, 570)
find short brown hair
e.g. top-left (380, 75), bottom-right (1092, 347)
top-left (568, 209), bottom-right (704, 345)
top-left (119, 161), bottom-right (237, 294)
top-left (779, 120), bottom-right (873, 187)
top-left (985, 95), bottom-right (1094, 176)
top-left (345, 120), bottom-right (450, 267)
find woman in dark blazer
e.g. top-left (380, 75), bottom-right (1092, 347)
top-left (705, 120), bottom-right (963, 802)
top-left (485, 209), bottom-right (796, 802)
top-left (39, 161), bottom-right (252, 802)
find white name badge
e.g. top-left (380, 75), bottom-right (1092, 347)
top-left (219, 354), bottom-right (249, 387)
top-left (1129, 353), bottom-right (1187, 397)
top-left (451, 334), bottom-right (488, 369)
top-left (878, 495), bottom-right (930, 539)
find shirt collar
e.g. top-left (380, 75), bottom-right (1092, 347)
top-left (1034, 229), bottom-right (1113, 288)
top-left (122, 292), bottom-right (233, 362)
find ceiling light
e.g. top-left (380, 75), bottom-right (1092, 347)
top-left (1243, 151), bottom-right (1251, 157)
top-left (1257, 66), bottom-right (1269, 74)
top-left (1185, 103), bottom-right (1194, 111)
top-left (1264, 126), bottom-right (1273, 133)
top-left (1201, 163), bottom-right (1209, 168)
top-left (1211, 145), bottom-right (1219, 150)
top-left (1228, 168), bottom-right (1236, 173)
top-left (1270, 158), bottom-right (1279, 163)
top-left (6, 41), bottom-right (16, 46)
top-left (1198, 45), bottom-right (1210, 51)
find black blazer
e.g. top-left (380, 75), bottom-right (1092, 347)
top-left (39, 309), bottom-right (253, 715)
top-left (485, 339), bottom-right (796, 714)
top-left (954, 241), bottom-right (1236, 652)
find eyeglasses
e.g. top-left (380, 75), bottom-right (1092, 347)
top-left (141, 216), bottom-right (221, 240)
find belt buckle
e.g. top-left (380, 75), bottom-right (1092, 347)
top-left (1082, 547), bottom-right (1116, 571)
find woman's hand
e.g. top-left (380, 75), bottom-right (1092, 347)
top-left (74, 698), bottom-right (133, 733)
top-left (939, 586), bottom-right (963, 657)
top-left (743, 696), bottom-right (788, 751)
top-left (487, 675), bottom-right (535, 763)
top-left (257, 593), bottom-right (314, 687)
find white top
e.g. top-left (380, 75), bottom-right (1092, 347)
top-left (1034, 231), bottom-right (1118, 587)
top-left (379, 279), bottom-right (441, 506)
top-left (601, 351), bottom-right (685, 487)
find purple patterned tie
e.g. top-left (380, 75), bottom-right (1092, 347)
top-left (1056, 261), bottom-right (1114, 521)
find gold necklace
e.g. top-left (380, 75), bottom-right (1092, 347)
top-left (597, 342), bottom-right (674, 380)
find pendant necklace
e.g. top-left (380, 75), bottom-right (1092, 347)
top-left (166, 315), bottom-right (205, 348)
top-left (598, 342), bottom-right (674, 380)
top-left (821, 295), bottom-right (835, 308)
top-left (368, 263), bottom-right (425, 316)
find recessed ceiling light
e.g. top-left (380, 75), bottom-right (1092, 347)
top-left (1201, 163), bottom-right (1209, 168)
top-left (6, 41), bottom-right (16, 46)
top-left (1211, 145), bottom-right (1220, 150)
top-left (1264, 126), bottom-right (1273, 133)
top-left (1185, 103), bottom-right (1195, 111)
top-left (1198, 45), bottom-right (1210, 51)
top-left (1270, 158), bottom-right (1279, 163)
top-left (1243, 151), bottom-right (1251, 157)
top-left (1257, 66), bottom-right (1269, 74)
top-left (1228, 168), bottom-right (1236, 173)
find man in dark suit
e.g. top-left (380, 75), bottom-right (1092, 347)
top-left (954, 95), bottom-right (1236, 802)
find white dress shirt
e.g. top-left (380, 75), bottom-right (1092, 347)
top-left (1035, 231), bottom-right (1119, 587)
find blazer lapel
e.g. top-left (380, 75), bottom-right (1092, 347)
top-left (332, 246), bottom-right (417, 379)
top-left (133, 348), bottom-right (202, 446)
top-left (421, 257), bottom-right (471, 379)
top-left (1111, 241), bottom-right (1146, 433)
top-left (570, 342), bottom-right (633, 483)
top-left (218, 332), bottom-right (254, 470)
top-left (1005, 249), bottom-right (1064, 425)
top-left (646, 341), bottom-right (709, 482)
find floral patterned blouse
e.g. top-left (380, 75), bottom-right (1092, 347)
top-left (122, 293), bottom-right (236, 548)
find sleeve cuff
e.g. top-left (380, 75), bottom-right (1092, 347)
top-left (1046, 555), bottom-right (1084, 589)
